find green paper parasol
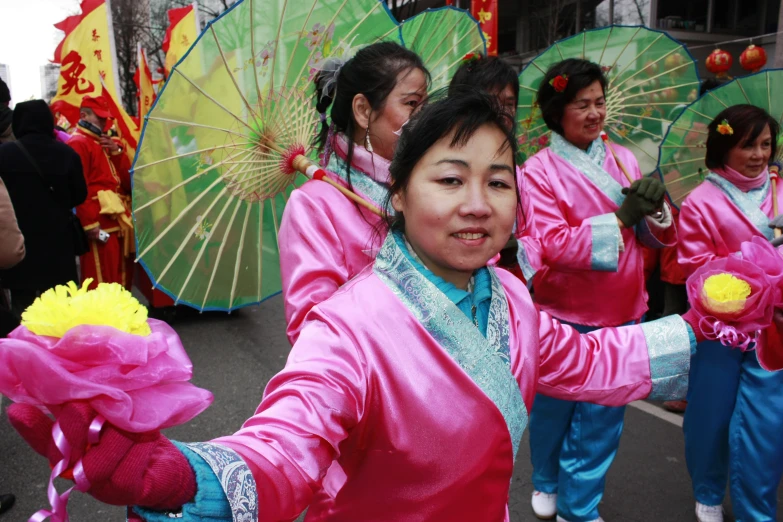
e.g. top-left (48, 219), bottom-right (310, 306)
top-left (132, 0), bottom-right (484, 312)
top-left (657, 69), bottom-right (783, 206)
top-left (400, 7), bottom-right (485, 91)
top-left (517, 25), bottom-right (700, 173)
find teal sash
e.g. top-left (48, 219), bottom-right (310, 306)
top-left (549, 132), bottom-right (625, 207)
top-left (706, 173), bottom-right (773, 240)
top-left (326, 154), bottom-right (389, 211)
top-left (373, 234), bottom-right (527, 459)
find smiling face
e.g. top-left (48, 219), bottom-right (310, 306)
top-left (725, 125), bottom-right (773, 178)
top-left (391, 124), bottom-right (517, 289)
top-left (355, 67), bottom-right (428, 161)
top-left (560, 80), bottom-right (606, 150)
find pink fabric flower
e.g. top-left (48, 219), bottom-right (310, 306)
top-left (0, 319), bottom-right (213, 432)
top-left (734, 237), bottom-right (783, 370)
top-left (686, 254), bottom-right (780, 349)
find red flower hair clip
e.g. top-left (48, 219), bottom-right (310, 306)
top-left (549, 74), bottom-right (568, 92)
top-left (462, 52), bottom-right (482, 64)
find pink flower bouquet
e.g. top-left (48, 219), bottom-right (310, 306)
top-left (686, 253), bottom-right (780, 351)
top-left (736, 236), bottom-right (783, 289)
top-left (0, 281), bottom-right (213, 431)
top-left (734, 237), bottom-right (783, 370)
top-left (0, 280), bottom-right (213, 521)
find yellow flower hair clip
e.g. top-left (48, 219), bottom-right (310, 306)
top-left (717, 119), bottom-right (734, 136)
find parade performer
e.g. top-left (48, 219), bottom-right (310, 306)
top-left (447, 54), bottom-right (535, 280)
top-left (68, 95), bottom-right (134, 290)
top-left (516, 59), bottom-right (676, 522)
top-left (279, 42), bottom-right (428, 345)
top-left (677, 104), bottom-right (783, 522)
top-left (6, 91), bottom-right (706, 522)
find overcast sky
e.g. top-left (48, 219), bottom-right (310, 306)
top-left (0, 0), bottom-right (79, 106)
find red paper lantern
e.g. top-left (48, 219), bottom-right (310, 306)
top-left (740, 44), bottom-right (767, 73)
top-left (706, 48), bottom-right (733, 76)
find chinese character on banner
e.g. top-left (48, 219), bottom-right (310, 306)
top-left (59, 50), bottom-right (96, 96)
top-left (471, 0), bottom-right (498, 56)
top-left (91, 29), bottom-right (100, 42)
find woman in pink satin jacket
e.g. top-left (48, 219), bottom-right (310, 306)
top-left (9, 91), bottom-right (704, 522)
top-left (278, 42), bottom-right (429, 345)
top-left (677, 104), bottom-right (783, 522)
top-left (517, 58), bottom-right (676, 522)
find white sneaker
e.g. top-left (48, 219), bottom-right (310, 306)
top-left (556, 517), bottom-right (604, 522)
top-left (531, 490), bottom-right (557, 519)
top-left (695, 502), bottom-right (724, 522)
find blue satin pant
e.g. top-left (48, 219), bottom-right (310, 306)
top-left (684, 340), bottom-right (783, 521)
top-left (529, 322), bottom-right (627, 522)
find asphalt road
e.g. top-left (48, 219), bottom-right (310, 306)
top-left (1, 294), bottom-right (782, 521)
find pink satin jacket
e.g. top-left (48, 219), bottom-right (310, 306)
top-left (206, 235), bottom-right (691, 522)
top-left (517, 137), bottom-right (675, 326)
top-left (678, 172), bottom-right (779, 277)
top-left (278, 136), bottom-right (390, 344)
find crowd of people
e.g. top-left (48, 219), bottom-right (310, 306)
top-left (1, 38), bottom-right (782, 522)
top-left (0, 78), bottom-right (133, 338)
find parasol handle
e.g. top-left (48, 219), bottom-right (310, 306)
top-left (601, 132), bottom-right (634, 184)
top-left (601, 132), bottom-right (664, 219)
top-left (291, 155), bottom-right (384, 217)
top-left (771, 164), bottom-right (781, 238)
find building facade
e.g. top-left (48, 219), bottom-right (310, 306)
top-left (0, 64), bottom-right (11, 97)
top-left (405, 0), bottom-right (780, 76)
top-left (40, 63), bottom-right (59, 103)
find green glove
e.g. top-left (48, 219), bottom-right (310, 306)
top-left (615, 177), bottom-right (666, 228)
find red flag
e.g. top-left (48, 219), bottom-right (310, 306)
top-left (162, 3), bottom-right (199, 74)
top-left (471, 0), bottom-right (498, 56)
top-left (50, 0), bottom-right (121, 125)
top-left (100, 82), bottom-right (138, 161)
top-left (134, 42), bottom-right (155, 122)
top-left (53, 0), bottom-right (104, 63)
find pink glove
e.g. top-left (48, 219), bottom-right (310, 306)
top-left (682, 308), bottom-right (707, 344)
top-left (7, 402), bottom-right (196, 510)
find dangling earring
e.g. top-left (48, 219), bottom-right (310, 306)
top-left (364, 126), bottom-right (373, 153)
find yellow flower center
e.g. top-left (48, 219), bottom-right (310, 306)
top-left (21, 279), bottom-right (152, 338)
top-left (701, 273), bottom-right (751, 314)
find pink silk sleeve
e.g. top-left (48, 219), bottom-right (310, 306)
top-left (278, 188), bottom-right (350, 346)
top-left (519, 157), bottom-right (612, 272)
top-left (677, 198), bottom-right (720, 278)
top-left (536, 310), bottom-right (691, 404)
top-left (515, 166), bottom-right (544, 279)
top-left (214, 318), bottom-right (366, 521)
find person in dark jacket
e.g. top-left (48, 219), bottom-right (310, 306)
top-left (0, 78), bottom-right (12, 144)
top-left (0, 100), bottom-right (87, 319)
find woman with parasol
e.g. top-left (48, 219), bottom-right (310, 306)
top-left (677, 104), bottom-right (783, 522)
top-left (516, 58), bottom-right (676, 522)
top-left (279, 41), bottom-right (428, 345)
top-left (7, 91), bottom-right (704, 522)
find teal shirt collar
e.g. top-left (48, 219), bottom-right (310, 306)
top-left (391, 230), bottom-right (493, 334)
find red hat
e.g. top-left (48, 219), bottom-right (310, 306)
top-left (80, 95), bottom-right (113, 119)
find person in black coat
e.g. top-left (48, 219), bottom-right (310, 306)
top-left (0, 100), bottom-right (87, 319)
